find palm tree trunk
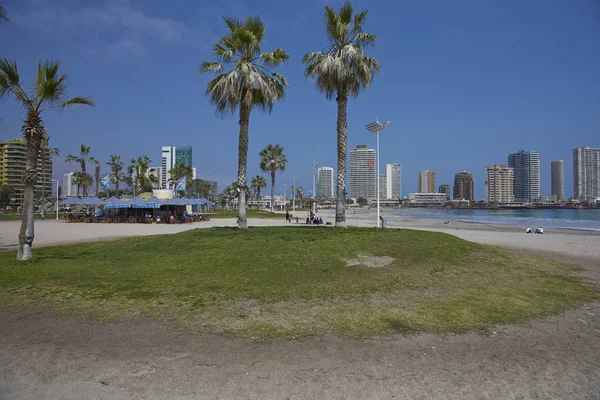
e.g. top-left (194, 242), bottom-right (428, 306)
top-left (237, 100), bottom-right (251, 229)
top-left (17, 115), bottom-right (44, 260)
top-left (115, 175), bottom-right (119, 197)
top-left (82, 163), bottom-right (87, 197)
top-left (95, 165), bottom-right (100, 197)
top-left (335, 94), bottom-right (348, 228)
top-left (270, 170), bottom-right (275, 212)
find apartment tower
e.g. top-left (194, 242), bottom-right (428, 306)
top-left (316, 167), bottom-right (334, 200)
top-left (550, 160), bottom-right (565, 201)
top-left (385, 163), bottom-right (401, 199)
top-left (349, 145), bottom-right (376, 199)
top-left (453, 170), bottom-right (474, 201)
top-left (508, 150), bottom-right (540, 203)
top-left (485, 165), bottom-right (514, 203)
top-left (573, 147), bottom-right (600, 201)
top-left (418, 170), bottom-right (436, 193)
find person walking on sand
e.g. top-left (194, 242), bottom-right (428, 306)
top-left (285, 211), bottom-right (290, 223)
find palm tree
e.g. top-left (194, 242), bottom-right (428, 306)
top-left (303, 1), bottom-right (380, 227)
top-left (296, 186), bottom-right (304, 208)
top-left (93, 160), bottom-right (101, 197)
top-left (259, 144), bottom-right (287, 212)
top-left (168, 162), bottom-right (193, 197)
top-left (106, 155), bottom-right (123, 197)
top-left (127, 155), bottom-right (153, 194)
top-left (0, 184), bottom-right (14, 208)
top-left (250, 175), bottom-right (267, 209)
top-left (66, 145), bottom-right (97, 197)
top-left (0, 6), bottom-right (8, 23)
top-left (199, 16), bottom-right (290, 229)
top-left (0, 58), bottom-right (94, 260)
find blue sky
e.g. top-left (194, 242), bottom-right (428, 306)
top-left (1, 0), bottom-right (599, 199)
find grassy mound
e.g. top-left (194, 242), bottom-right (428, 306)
top-left (0, 227), bottom-right (597, 339)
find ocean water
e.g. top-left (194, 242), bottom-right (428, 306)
top-left (392, 208), bottom-right (600, 231)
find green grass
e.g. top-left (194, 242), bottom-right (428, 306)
top-left (208, 209), bottom-right (287, 219)
top-left (0, 214), bottom-right (44, 221)
top-left (0, 227), bottom-right (597, 339)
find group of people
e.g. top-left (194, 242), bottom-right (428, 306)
top-left (525, 226), bottom-right (544, 234)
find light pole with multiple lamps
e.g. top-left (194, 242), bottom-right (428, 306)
top-left (312, 161), bottom-right (318, 199)
top-left (365, 118), bottom-right (391, 228)
top-left (292, 174), bottom-right (297, 213)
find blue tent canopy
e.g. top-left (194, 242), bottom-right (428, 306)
top-left (79, 197), bottom-right (105, 206)
top-left (59, 197), bottom-right (82, 205)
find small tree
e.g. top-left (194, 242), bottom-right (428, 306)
top-left (66, 145), bottom-right (97, 197)
top-left (259, 144), bottom-right (287, 211)
top-left (250, 175), bottom-right (267, 209)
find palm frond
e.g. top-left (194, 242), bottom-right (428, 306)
top-left (0, 6), bottom-right (9, 23)
top-left (354, 32), bottom-right (377, 47)
top-left (0, 58), bottom-right (21, 89)
top-left (200, 61), bottom-right (223, 75)
top-left (353, 10), bottom-right (368, 35)
top-left (211, 43), bottom-right (234, 62)
top-left (259, 48), bottom-right (290, 66)
top-left (222, 16), bottom-right (243, 33)
top-left (58, 96), bottom-right (96, 111)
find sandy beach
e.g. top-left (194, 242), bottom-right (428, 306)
top-left (2, 210), bottom-right (600, 399)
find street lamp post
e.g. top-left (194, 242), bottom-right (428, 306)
top-left (54, 179), bottom-right (59, 220)
top-left (366, 118), bottom-right (391, 228)
top-left (283, 184), bottom-right (287, 211)
top-left (312, 161), bottom-right (318, 199)
top-left (292, 174), bottom-right (297, 213)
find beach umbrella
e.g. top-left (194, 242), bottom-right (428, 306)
top-left (166, 197), bottom-right (185, 206)
top-left (145, 196), bottom-right (165, 209)
top-left (79, 197), bottom-right (105, 206)
top-left (59, 197), bottom-right (81, 205)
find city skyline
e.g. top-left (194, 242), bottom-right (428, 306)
top-left (0, 0), bottom-right (598, 200)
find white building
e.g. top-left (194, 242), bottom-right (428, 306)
top-left (378, 175), bottom-right (387, 200)
top-left (316, 167), bottom-right (334, 200)
top-left (385, 164), bottom-right (401, 199)
top-left (485, 165), bottom-right (514, 203)
top-left (573, 147), bottom-right (600, 201)
top-left (408, 192), bottom-right (447, 206)
top-left (62, 172), bottom-right (78, 197)
top-left (350, 144), bottom-right (376, 200)
top-left (550, 160), bottom-right (564, 201)
top-left (508, 150), bottom-right (540, 203)
top-left (161, 146), bottom-right (193, 189)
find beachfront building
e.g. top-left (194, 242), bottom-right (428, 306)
top-left (385, 163), bottom-right (401, 199)
top-left (62, 172), bottom-right (78, 197)
top-left (573, 147), bottom-right (600, 202)
top-left (418, 169), bottom-right (436, 193)
top-left (350, 144), bottom-right (376, 200)
top-left (438, 184), bottom-right (451, 200)
top-left (508, 150), bottom-right (540, 203)
top-left (0, 138), bottom-right (53, 206)
top-left (378, 175), bottom-right (387, 200)
top-left (550, 160), bottom-right (565, 202)
top-left (316, 167), bottom-right (334, 200)
top-left (454, 170), bottom-right (474, 201)
top-left (485, 164), bottom-right (514, 203)
top-left (408, 192), bottom-right (447, 207)
top-left (161, 146), bottom-right (193, 190)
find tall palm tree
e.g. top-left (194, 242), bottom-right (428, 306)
top-left (93, 159), bottom-right (101, 197)
top-left (259, 144), bottom-right (287, 212)
top-left (0, 58), bottom-right (94, 260)
top-left (127, 155), bottom-right (153, 194)
top-left (168, 162), bottom-right (193, 197)
top-left (303, 1), bottom-right (380, 227)
top-left (296, 186), bottom-right (304, 208)
top-left (199, 15), bottom-right (290, 229)
top-left (106, 154), bottom-right (123, 197)
top-left (66, 144), bottom-right (97, 197)
top-left (250, 175), bottom-right (267, 209)
top-left (0, 6), bottom-right (8, 23)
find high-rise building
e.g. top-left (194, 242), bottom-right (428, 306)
top-left (316, 167), bottom-right (334, 200)
top-left (453, 170), bottom-right (474, 201)
top-left (378, 175), bottom-right (387, 199)
top-left (550, 160), bottom-right (565, 201)
top-left (161, 146), bottom-right (193, 189)
top-left (349, 144), bottom-right (376, 199)
top-left (0, 138), bottom-right (53, 206)
top-left (385, 164), bottom-right (401, 199)
top-left (62, 172), bottom-right (78, 197)
top-left (418, 170), bottom-right (436, 193)
top-left (438, 184), bottom-right (451, 200)
top-left (485, 165), bottom-right (514, 203)
top-left (508, 150), bottom-right (540, 203)
top-left (573, 147), bottom-right (600, 201)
